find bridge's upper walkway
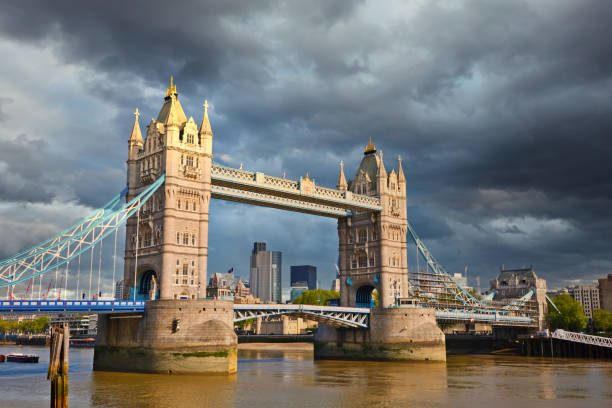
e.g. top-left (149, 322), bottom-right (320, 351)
top-left (210, 163), bottom-right (382, 217)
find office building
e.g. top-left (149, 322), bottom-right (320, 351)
top-left (568, 285), bottom-right (600, 318)
top-left (115, 279), bottom-right (125, 300)
top-left (250, 242), bottom-right (282, 303)
top-left (290, 265), bottom-right (317, 290)
top-left (598, 274), bottom-right (612, 312)
top-left (290, 283), bottom-right (309, 302)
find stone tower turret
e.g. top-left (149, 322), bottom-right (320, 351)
top-left (123, 78), bottom-right (213, 301)
top-left (338, 138), bottom-right (409, 308)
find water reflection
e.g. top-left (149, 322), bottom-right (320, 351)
top-left (1, 344), bottom-right (611, 408)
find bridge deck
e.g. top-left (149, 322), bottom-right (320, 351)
top-left (0, 300), bottom-right (535, 327)
top-left (0, 300), bottom-right (145, 314)
top-left (211, 163), bottom-right (382, 217)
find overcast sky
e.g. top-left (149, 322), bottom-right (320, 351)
top-left (1, 0), bottom-right (611, 298)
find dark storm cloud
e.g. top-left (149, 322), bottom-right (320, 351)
top-left (0, 0), bottom-right (611, 288)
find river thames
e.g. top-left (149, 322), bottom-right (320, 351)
top-left (1, 344), bottom-right (611, 407)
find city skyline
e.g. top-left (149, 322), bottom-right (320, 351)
top-left (1, 1), bottom-right (611, 291)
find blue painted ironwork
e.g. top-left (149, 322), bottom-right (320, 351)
top-left (0, 176), bottom-right (165, 288)
top-left (0, 188), bottom-right (126, 269)
top-left (0, 299), bottom-right (145, 314)
top-left (234, 304), bottom-right (370, 328)
top-left (546, 294), bottom-right (561, 314)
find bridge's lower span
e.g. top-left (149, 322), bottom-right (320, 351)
top-left (0, 299), bottom-right (535, 327)
top-left (234, 304), bottom-right (370, 328)
top-left (0, 299), bottom-right (145, 314)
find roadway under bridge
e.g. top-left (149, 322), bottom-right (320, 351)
top-left (0, 299), bottom-right (535, 327)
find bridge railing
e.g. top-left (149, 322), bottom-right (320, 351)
top-left (0, 299), bottom-right (145, 313)
top-left (211, 162), bottom-right (382, 211)
top-left (552, 329), bottom-right (612, 349)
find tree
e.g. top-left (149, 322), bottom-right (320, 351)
top-left (0, 316), bottom-right (49, 334)
top-left (292, 289), bottom-right (340, 306)
top-left (592, 309), bottom-right (612, 332)
top-left (546, 294), bottom-right (588, 331)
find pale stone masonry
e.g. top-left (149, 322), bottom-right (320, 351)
top-left (489, 267), bottom-right (548, 330)
top-left (124, 78), bottom-right (213, 301)
top-left (338, 139), bottom-right (409, 308)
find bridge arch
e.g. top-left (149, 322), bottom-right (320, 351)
top-left (355, 285), bottom-right (377, 308)
top-left (138, 269), bottom-right (158, 299)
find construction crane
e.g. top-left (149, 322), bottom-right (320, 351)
top-left (42, 280), bottom-right (54, 300)
top-left (20, 279), bottom-right (33, 300)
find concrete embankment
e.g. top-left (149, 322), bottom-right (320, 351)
top-left (0, 335), bottom-right (49, 346)
top-left (520, 336), bottom-right (612, 359)
top-left (445, 335), bottom-right (520, 355)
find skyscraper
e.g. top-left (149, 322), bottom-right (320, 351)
top-left (250, 242), bottom-right (282, 303)
top-left (290, 265), bottom-right (317, 290)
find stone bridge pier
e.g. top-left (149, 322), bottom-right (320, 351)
top-left (314, 308), bottom-right (446, 361)
top-left (94, 299), bottom-right (237, 374)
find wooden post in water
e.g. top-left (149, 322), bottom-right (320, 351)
top-left (47, 323), bottom-right (69, 408)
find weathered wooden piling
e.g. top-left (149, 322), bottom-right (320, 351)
top-left (47, 323), bottom-right (69, 408)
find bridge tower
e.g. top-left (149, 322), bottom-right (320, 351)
top-left (338, 139), bottom-right (409, 308)
top-left (124, 78), bottom-right (213, 300)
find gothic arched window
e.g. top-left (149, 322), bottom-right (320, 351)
top-left (358, 251), bottom-right (367, 268)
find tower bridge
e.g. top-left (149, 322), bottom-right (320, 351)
top-left (0, 78), bottom-right (541, 373)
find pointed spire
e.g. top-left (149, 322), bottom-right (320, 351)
top-left (165, 76), bottom-right (177, 97)
top-left (377, 150), bottom-right (387, 178)
top-left (199, 99), bottom-right (213, 135)
top-left (364, 136), bottom-right (376, 154)
top-left (129, 108), bottom-right (143, 144)
top-left (397, 155), bottom-right (405, 182)
top-left (337, 160), bottom-right (348, 191)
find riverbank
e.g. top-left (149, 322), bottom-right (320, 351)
top-left (0, 334), bottom-right (48, 346)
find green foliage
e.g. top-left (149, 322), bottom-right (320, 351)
top-left (592, 309), bottom-right (612, 332)
top-left (292, 289), bottom-right (340, 306)
top-left (468, 288), bottom-right (482, 300)
top-left (546, 294), bottom-right (588, 331)
top-left (234, 318), bottom-right (255, 327)
top-left (0, 316), bottom-right (49, 334)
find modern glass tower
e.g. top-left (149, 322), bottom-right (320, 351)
top-left (290, 265), bottom-right (317, 290)
top-left (250, 242), bottom-right (282, 303)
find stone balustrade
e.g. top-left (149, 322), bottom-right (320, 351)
top-left (211, 162), bottom-right (382, 213)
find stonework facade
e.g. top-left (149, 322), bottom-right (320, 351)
top-left (124, 79), bottom-right (213, 300)
top-left (338, 141), bottom-right (409, 308)
top-left (489, 267), bottom-right (548, 330)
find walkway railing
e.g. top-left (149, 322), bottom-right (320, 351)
top-left (211, 162), bottom-right (382, 214)
top-left (552, 329), bottom-right (612, 349)
top-left (0, 299), bottom-right (145, 313)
